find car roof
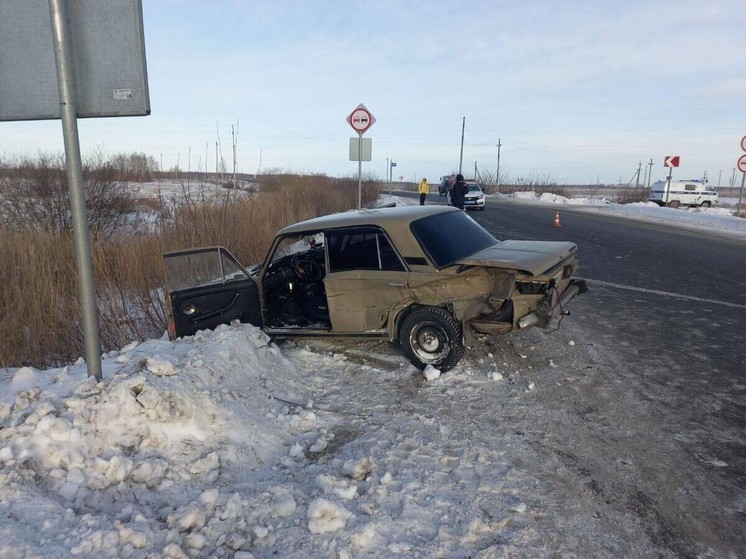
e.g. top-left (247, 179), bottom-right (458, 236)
top-left (278, 204), bottom-right (461, 235)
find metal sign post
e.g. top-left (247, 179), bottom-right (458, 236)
top-left (663, 155), bottom-right (680, 207)
top-left (346, 104), bottom-right (375, 209)
top-left (1, 0), bottom-right (151, 380)
top-left (49, 0), bottom-right (102, 379)
top-left (737, 153), bottom-right (746, 215)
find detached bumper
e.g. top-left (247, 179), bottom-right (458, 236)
top-left (518, 279), bottom-right (588, 329)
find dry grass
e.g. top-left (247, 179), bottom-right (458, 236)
top-left (0, 162), bottom-right (382, 368)
top-left (614, 186), bottom-right (650, 204)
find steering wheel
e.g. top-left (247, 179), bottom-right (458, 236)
top-left (291, 254), bottom-right (322, 281)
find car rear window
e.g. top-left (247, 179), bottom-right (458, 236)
top-left (410, 211), bottom-right (498, 269)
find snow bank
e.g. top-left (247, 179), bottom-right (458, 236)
top-left (0, 324), bottom-right (328, 558)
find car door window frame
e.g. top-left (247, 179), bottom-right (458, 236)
top-left (326, 226), bottom-right (407, 273)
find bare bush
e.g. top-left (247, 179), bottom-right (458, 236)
top-left (615, 187), bottom-right (650, 204)
top-left (0, 167), bottom-right (383, 368)
top-left (0, 153), bottom-right (141, 240)
top-left (109, 152), bottom-right (159, 182)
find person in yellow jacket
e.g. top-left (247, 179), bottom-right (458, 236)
top-left (418, 177), bottom-right (429, 205)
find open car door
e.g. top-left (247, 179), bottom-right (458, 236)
top-left (163, 247), bottom-right (262, 339)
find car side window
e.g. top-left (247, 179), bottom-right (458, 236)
top-left (327, 228), bottom-right (405, 272)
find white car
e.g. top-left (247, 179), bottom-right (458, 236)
top-left (464, 183), bottom-right (486, 210)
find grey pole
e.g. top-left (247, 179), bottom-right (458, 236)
top-left (665, 165), bottom-right (673, 206)
top-left (357, 132), bottom-right (362, 209)
top-left (496, 138), bottom-right (502, 187)
top-left (458, 117), bottom-right (465, 175)
top-left (738, 171), bottom-right (745, 216)
top-left (49, 0), bottom-right (102, 379)
top-left (647, 159), bottom-right (653, 188)
top-left (635, 161), bottom-right (641, 188)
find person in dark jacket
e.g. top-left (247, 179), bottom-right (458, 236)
top-left (450, 174), bottom-right (468, 209)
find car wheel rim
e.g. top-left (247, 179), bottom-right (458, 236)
top-left (409, 322), bottom-right (449, 363)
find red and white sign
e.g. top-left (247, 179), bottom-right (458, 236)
top-left (346, 104), bottom-right (375, 134)
top-left (741, 135), bottom-right (746, 152)
top-left (738, 154), bottom-right (746, 173)
top-left (664, 155), bottom-right (680, 168)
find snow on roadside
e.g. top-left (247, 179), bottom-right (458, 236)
top-left (496, 191), bottom-right (746, 239)
top-left (0, 324), bottom-right (331, 558)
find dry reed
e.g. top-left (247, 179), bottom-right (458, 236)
top-left (0, 167), bottom-right (381, 368)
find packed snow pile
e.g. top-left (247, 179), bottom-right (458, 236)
top-left (0, 323), bottom-right (560, 558)
top-left (0, 325), bottom-right (331, 558)
top-left (510, 190), bottom-right (611, 206)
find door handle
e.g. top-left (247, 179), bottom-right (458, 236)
top-left (387, 282), bottom-right (404, 287)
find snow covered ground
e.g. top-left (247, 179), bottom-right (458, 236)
top-left (1, 191), bottom-right (743, 558)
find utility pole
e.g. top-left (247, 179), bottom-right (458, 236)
top-left (386, 157), bottom-right (389, 182)
top-left (717, 169), bottom-right (722, 187)
top-left (231, 124), bottom-right (237, 190)
top-left (635, 160), bottom-right (641, 188)
top-left (215, 142), bottom-right (218, 174)
top-left (732, 168), bottom-right (736, 187)
top-left (474, 161), bottom-right (477, 181)
top-left (496, 138), bottom-right (502, 187)
top-left (647, 159), bottom-right (654, 188)
top-left (458, 116), bottom-right (465, 175)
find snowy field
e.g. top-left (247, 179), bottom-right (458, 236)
top-left (1, 191), bottom-right (743, 558)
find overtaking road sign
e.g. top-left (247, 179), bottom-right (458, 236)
top-left (346, 103), bottom-right (375, 134)
top-left (738, 155), bottom-right (746, 173)
top-left (664, 156), bottom-right (680, 168)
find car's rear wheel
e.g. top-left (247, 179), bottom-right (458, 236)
top-left (667, 200), bottom-right (680, 208)
top-left (701, 201), bottom-right (711, 208)
top-left (399, 307), bottom-right (464, 371)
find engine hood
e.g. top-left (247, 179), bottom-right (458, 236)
top-left (455, 240), bottom-right (577, 276)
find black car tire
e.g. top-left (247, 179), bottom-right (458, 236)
top-left (399, 307), bottom-right (464, 371)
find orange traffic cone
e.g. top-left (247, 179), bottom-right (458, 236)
top-left (553, 210), bottom-right (562, 228)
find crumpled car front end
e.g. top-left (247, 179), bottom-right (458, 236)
top-left (456, 240), bottom-right (587, 335)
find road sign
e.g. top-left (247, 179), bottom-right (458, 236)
top-left (346, 103), bottom-right (375, 134)
top-left (0, 0), bottom-right (150, 121)
top-left (664, 155), bottom-right (680, 168)
top-left (741, 135), bottom-right (746, 152)
top-left (738, 155), bottom-right (746, 173)
top-left (349, 137), bottom-right (372, 161)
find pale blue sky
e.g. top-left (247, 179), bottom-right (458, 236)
top-left (2, 0), bottom-right (745, 184)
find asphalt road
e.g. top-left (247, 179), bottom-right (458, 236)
top-left (406, 192), bottom-right (746, 556)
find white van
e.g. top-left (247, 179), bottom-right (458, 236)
top-left (649, 179), bottom-right (718, 208)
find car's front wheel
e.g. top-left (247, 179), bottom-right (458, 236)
top-left (399, 307), bottom-right (464, 371)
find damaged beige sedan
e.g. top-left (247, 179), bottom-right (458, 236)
top-left (163, 205), bottom-right (587, 371)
